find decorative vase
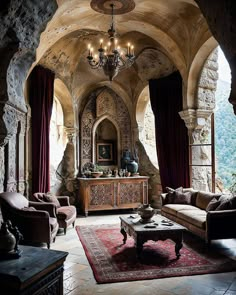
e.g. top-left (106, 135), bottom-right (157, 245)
top-left (127, 160), bottom-right (138, 174)
top-left (137, 204), bottom-right (155, 223)
top-left (121, 150), bottom-right (131, 169)
top-left (0, 221), bottom-right (16, 253)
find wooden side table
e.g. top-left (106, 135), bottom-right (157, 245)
top-left (0, 245), bottom-right (68, 295)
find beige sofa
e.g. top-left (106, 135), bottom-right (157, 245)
top-left (160, 188), bottom-right (236, 243)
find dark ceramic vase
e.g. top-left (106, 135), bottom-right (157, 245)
top-left (127, 160), bottom-right (138, 174)
top-left (121, 150), bottom-right (131, 169)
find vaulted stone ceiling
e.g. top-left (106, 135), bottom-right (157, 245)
top-left (34, 0), bottom-right (214, 111)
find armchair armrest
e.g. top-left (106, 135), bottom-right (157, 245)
top-left (206, 209), bottom-right (236, 241)
top-left (57, 196), bottom-right (70, 206)
top-left (29, 201), bottom-right (57, 218)
top-left (18, 208), bottom-right (50, 218)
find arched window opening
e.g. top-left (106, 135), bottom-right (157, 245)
top-left (215, 47), bottom-right (234, 193)
top-left (137, 86), bottom-right (158, 169)
top-left (50, 97), bottom-right (67, 187)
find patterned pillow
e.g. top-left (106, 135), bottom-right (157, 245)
top-left (173, 191), bottom-right (192, 205)
top-left (164, 187), bottom-right (183, 204)
top-left (206, 197), bottom-right (221, 211)
top-left (43, 192), bottom-right (61, 208)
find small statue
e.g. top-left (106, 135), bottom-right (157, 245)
top-left (1, 220), bottom-right (23, 257)
top-left (7, 222), bottom-right (23, 253)
top-left (0, 221), bottom-right (16, 253)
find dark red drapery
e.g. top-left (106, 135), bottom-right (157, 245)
top-left (149, 71), bottom-right (190, 191)
top-left (29, 65), bottom-right (54, 194)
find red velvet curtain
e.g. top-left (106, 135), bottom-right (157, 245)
top-left (29, 65), bottom-right (54, 194)
top-left (149, 71), bottom-right (190, 191)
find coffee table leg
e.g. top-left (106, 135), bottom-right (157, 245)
top-left (135, 238), bottom-right (143, 259)
top-left (120, 227), bottom-right (127, 244)
top-left (175, 241), bottom-right (183, 258)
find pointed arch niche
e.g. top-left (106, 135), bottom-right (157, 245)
top-left (92, 116), bottom-right (120, 166)
top-left (80, 87), bottom-right (131, 171)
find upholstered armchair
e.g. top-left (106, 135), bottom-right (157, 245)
top-left (31, 192), bottom-right (77, 234)
top-left (0, 192), bottom-right (59, 249)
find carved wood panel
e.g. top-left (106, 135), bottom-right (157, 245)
top-left (90, 183), bottom-right (114, 206)
top-left (119, 182), bottom-right (143, 204)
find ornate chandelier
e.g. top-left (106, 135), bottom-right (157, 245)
top-left (87, 3), bottom-right (135, 81)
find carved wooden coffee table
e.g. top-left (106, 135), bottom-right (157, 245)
top-left (120, 215), bottom-right (186, 259)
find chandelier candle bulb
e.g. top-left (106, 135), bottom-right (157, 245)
top-left (88, 44), bottom-right (91, 56)
top-left (127, 43), bottom-right (130, 55)
top-left (100, 39), bottom-right (103, 48)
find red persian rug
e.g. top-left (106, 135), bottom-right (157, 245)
top-left (76, 224), bottom-right (236, 284)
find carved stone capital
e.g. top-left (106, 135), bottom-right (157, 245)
top-left (65, 127), bottom-right (77, 143)
top-left (179, 108), bottom-right (213, 132)
top-left (179, 109), bottom-right (196, 130)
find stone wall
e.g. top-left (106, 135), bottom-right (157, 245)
top-left (0, 0), bottom-right (57, 194)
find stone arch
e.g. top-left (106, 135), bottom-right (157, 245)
top-left (183, 46), bottom-right (219, 191)
top-left (54, 78), bottom-right (74, 128)
top-left (186, 37), bottom-right (218, 110)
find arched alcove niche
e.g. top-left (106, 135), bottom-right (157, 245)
top-left (80, 87), bottom-right (131, 171)
top-left (92, 117), bottom-right (120, 168)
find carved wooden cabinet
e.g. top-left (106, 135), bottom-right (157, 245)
top-left (77, 176), bottom-right (149, 216)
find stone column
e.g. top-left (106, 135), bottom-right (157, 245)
top-left (65, 127), bottom-right (78, 178)
top-left (17, 114), bottom-right (26, 194)
top-left (24, 105), bottom-right (31, 197)
top-left (179, 108), bottom-right (213, 191)
top-left (0, 147), bottom-right (4, 193)
top-left (0, 104), bottom-right (19, 192)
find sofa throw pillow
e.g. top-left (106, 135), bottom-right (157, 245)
top-left (43, 192), bottom-right (61, 208)
top-left (173, 191), bottom-right (192, 205)
top-left (164, 186), bottom-right (183, 204)
top-left (206, 197), bottom-right (221, 211)
top-left (215, 196), bottom-right (236, 211)
top-left (196, 191), bottom-right (222, 210)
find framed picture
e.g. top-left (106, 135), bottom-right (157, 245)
top-left (97, 143), bottom-right (113, 162)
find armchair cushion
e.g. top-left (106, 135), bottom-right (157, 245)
top-left (57, 206), bottom-right (76, 220)
top-left (33, 192), bottom-right (61, 208)
top-left (43, 192), bottom-right (61, 208)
